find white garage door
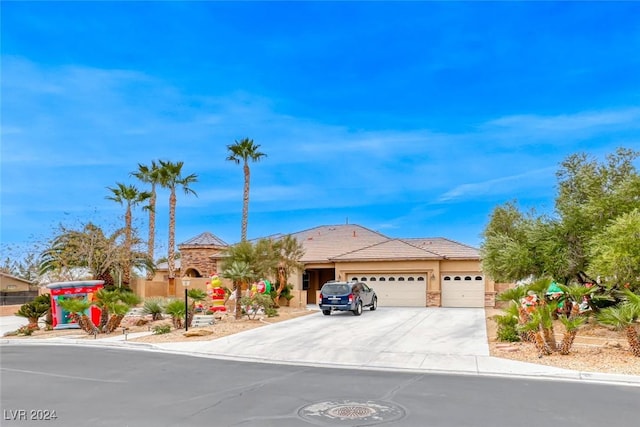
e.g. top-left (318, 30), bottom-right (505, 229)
top-left (441, 275), bottom-right (485, 308)
top-left (347, 273), bottom-right (427, 307)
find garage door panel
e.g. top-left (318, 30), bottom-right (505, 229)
top-left (347, 273), bottom-right (426, 307)
top-left (441, 275), bottom-right (484, 308)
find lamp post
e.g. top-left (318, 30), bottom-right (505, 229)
top-left (181, 276), bottom-right (191, 331)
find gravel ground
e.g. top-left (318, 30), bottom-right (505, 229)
top-left (485, 308), bottom-right (640, 375)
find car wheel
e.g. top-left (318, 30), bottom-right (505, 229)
top-left (353, 301), bottom-right (362, 316)
top-left (322, 310), bottom-right (331, 316)
top-left (370, 297), bottom-right (377, 311)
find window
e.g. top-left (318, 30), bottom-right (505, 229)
top-left (370, 277), bottom-right (377, 281)
top-left (407, 277), bottom-right (415, 281)
top-left (417, 276), bottom-right (425, 281)
top-left (443, 276), bottom-right (451, 281)
top-left (398, 277), bottom-right (405, 281)
top-left (379, 277), bottom-right (386, 281)
top-left (351, 277), bottom-right (358, 282)
top-left (360, 277), bottom-right (367, 282)
top-left (388, 277), bottom-right (395, 281)
top-left (475, 276), bottom-right (483, 281)
top-left (465, 276), bottom-right (472, 280)
top-left (454, 276), bottom-right (461, 280)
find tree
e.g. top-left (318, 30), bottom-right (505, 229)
top-left (220, 260), bottom-right (256, 320)
top-left (589, 209), bottom-right (640, 291)
top-left (39, 222), bottom-right (153, 287)
top-left (481, 147), bottom-right (640, 289)
top-left (131, 161), bottom-right (163, 279)
top-left (273, 235), bottom-right (304, 304)
top-left (226, 138), bottom-right (266, 241)
top-left (157, 160), bottom-right (198, 291)
top-left (164, 299), bottom-right (186, 329)
top-left (94, 288), bottom-right (140, 333)
top-left (106, 182), bottom-right (152, 285)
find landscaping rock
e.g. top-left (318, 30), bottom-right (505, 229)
top-left (183, 329), bottom-right (214, 337)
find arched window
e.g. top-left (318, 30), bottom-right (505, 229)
top-left (398, 277), bottom-right (405, 281)
top-left (454, 276), bottom-right (461, 280)
top-left (407, 277), bottom-right (415, 281)
top-left (417, 276), bottom-right (425, 281)
top-left (475, 276), bottom-right (483, 281)
top-left (379, 277), bottom-right (386, 281)
top-left (388, 277), bottom-right (395, 281)
top-left (360, 277), bottom-right (367, 281)
top-left (443, 276), bottom-right (451, 280)
top-left (465, 276), bottom-right (472, 280)
top-left (370, 277), bottom-right (377, 281)
top-left (351, 277), bottom-right (358, 282)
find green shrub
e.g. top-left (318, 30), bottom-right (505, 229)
top-left (494, 314), bottom-right (521, 342)
top-left (152, 324), bottom-right (172, 335)
top-left (265, 307), bottom-right (279, 318)
top-left (240, 293), bottom-right (276, 319)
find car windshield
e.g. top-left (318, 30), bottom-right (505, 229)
top-left (321, 284), bottom-right (351, 294)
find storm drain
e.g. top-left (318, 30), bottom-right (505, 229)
top-left (298, 400), bottom-right (406, 425)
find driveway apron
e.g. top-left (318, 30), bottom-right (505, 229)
top-left (156, 308), bottom-right (490, 372)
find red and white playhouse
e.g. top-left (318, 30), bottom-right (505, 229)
top-left (46, 280), bottom-right (104, 330)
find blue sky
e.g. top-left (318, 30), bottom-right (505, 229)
top-left (2, 1), bottom-right (640, 259)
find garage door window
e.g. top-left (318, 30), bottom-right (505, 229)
top-left (398, 277), bottom-right (405, 281)
top-left (388, 277), bottom-right (395, 281)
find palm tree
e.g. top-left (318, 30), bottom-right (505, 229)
top-left (131, 161), bottom-right (162, 280)
top-left (164, 299), bottom-right (186, 329)
top-left (221, 260), bottom-right (256, 320)
top-left (557, 315), bottom-right (586, 355)
top-left (274, 235), bottom-right (304, 304)
top-left (226, 138), bottom-right (266, 241)
top-left (597, 289), bottom-right (640, 357)
top-left (57, 298), bottom-right (98, 335)
top-left (39, 222), bottom-right (154, 288)
top-left (106, 183), bottom-right (152, 285)
top-left (157, 160), bottom-right (198, 294)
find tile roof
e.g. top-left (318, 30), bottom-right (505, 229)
top-left (401, 238), bottom-right (479, 259)
top-left (331, 239), bottom-right (442, 261)
top-left (179, 232), bottom-right (228, 247)
top-left (289, 224), bottom-right (389, 262)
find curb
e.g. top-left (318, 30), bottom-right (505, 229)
top-left (2, 338), bottom-right (640, 387)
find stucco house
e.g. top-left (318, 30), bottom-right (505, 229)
top-left (152, 224), bottom-right (498, 308)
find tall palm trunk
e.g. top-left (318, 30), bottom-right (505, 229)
top-left (241, 162), bottom-right (250, 241)
top-left (147, 187), bottom-right (156, 280)
top-left (168, 190), bottom-right (177, 295)
top-left (124, 206), bottom-right (132, 285)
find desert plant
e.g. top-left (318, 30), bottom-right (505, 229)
top-left (152, 324), bottom-right (172, 335)
top-left (494, 304), bottom-right (521, 343)
top-left (164, 299), bottom-right (185, 329)
top-left (557, 315), bottom-right (587, 355)
top-left (240, 293), bottom-right (275, 320)
top-left (15, 295), bottom-right (50, 328)
top-left (597, 289), bottom-right (640, 357)
top-left (57, 298), bottom-right (98, 334)
top-left (142, 297), bottom-right (165, 321)
top-left (265, 307), bottom-right (279, 318)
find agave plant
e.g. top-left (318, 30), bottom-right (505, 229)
top-left (142, 297), bottom-right (166, 321)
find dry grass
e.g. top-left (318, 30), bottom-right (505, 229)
top-left (485, 308), bottom-right (640, 375)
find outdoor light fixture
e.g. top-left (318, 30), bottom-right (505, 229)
top-left (430, 273), bottom-right (436, 281)
top-left (181, 276), bottom-right (191, 331)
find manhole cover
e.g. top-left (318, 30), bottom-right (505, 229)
top-left (298, 400), bottom-right (406, 425)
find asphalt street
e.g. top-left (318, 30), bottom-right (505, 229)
top-left (1, 346), bottom-right (639, 427)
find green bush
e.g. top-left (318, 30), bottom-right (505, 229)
top-left (494, 314), bottom-right (521, 342)
top-left (152, 324), bottom-right (172, 335)
top-left (265, 307), bottom-right (279, 318)
top-left (240, 293), bottom-right (276, 319)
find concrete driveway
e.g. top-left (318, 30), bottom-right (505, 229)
top-left (156, 307), bottom-right (490, 372)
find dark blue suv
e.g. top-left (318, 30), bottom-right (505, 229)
top-left (319, 281), bottom-right (377, 316)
